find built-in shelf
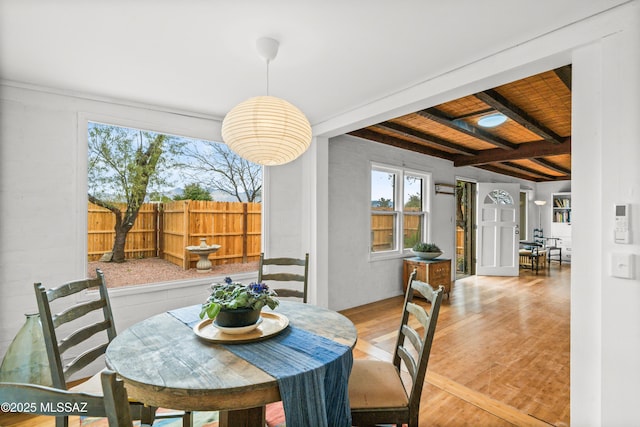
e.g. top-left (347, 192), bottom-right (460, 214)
top-left (550, 192), bottom-right (571, 262)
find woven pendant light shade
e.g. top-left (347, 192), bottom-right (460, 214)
top-left (221, 95), bottom-right (312, 166)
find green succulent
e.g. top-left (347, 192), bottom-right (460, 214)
top-left (412, 242), bottom-right (441, 252)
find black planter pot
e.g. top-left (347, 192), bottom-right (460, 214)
top-left (214, 308), bottom-right (261, 327)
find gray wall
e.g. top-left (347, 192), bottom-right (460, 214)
top-left (327, 134), bottom-right (535, 310)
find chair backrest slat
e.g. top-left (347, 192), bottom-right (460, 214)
top-left (401, 324), bottom-right (422, 354)
top-left (63, 343), bottom-right (109, 381)
top-left (58, 319), bottom-right (112, 354)
top-left (53, 299), bottom-right (107, 328)
top-left (397, 345), bottom-right (417, 379)
top-left (261, 257), bottom-right (307, 266)
top-left (272, 289), bottom-right (305, 299)
top-left (258, 253), bottom-right (309, 303)
top-left (46, 278), bottom-right (101, 301)
top-left (260, 273), bottom-right (305, 282)
top-left (406, 302), bottom-right (429, 329)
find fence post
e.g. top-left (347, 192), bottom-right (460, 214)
top-left (242, 203), bottom-right (248, 263)
top-left (183, 200), bottom-right (190, 270)
top-left (157, 202), bottom-right (164, 258)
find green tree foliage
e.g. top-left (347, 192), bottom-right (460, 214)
top-left (181, 142), bottom-right (262, 202)
top-left (173, 183), bottom-right (212, 201)
top-left (88, 123), bottom-right (184, 263)
top-left (404, 193), bottom-right (422, 210)
top-left (377, 197), bottom-right (392, 208)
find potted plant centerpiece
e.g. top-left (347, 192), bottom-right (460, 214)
top-left (412, 242), bottom-right (443, 260)
top-left (200, 277), bottom-right (279, 327)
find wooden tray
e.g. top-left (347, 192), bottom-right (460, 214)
top-left (193, 312), bottom-right (289, 344)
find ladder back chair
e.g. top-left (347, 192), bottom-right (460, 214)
top-left (261, 253), bottom-right (309, 426)
top-left (258, 253), bottom-right (309, 303)
top-left (34, 269), bottom-right (190, 427)
top-left (348, 269), bottom-right (444, 427)
top-left (0, 370), bottom-right (132, 427)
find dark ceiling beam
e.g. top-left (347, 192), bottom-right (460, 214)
top-left (554, 65), bottom-right (572, 91)
top-left (417, 108), bottom-right (519, 150)
top-left (475, 164), bottom-right (542, 182)
top-left (375, 122), bottom-right (478, 156)
top-left (453, 138), bottom-right (571, 167)
top-left (500, 162), bottom-right (557, 180)
top-left (450, 108), bottom-right (494, 120)
top-left (348, 129), bottom-right (454, 161)
top-left (475, 89), bottom-right (564, 144)
top-left (530, 157), bottom-right (571, 175)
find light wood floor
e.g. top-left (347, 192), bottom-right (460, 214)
top-left (342, 264), bottom-right (570, 426)
top-left (1, 265), bottom-right (570, 427)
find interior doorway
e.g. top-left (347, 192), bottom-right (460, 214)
top-left (455, 179), bottom-right (476, 278)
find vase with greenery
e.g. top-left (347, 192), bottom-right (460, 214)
top-left (412, 242), bottom-right (443, 259)
top-left (200, 277), bottom-right (279, 327)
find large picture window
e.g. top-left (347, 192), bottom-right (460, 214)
top-left (370, 164), bottom-right (430, 257)
top-left (86, 121), bottom-right (263, 288)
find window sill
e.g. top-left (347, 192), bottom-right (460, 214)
top-left (369, 250), bottom-right (414, 262)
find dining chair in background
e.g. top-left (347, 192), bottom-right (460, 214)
top-left (0, 370), bottom-right (132, 427)
top-left (348, 270), bottom-right (444, 427)
top-left (258, 253), bottom-right (309, 303)
top-left (34, 269), bottom-right (191, 427)
top-left (261, 252), bottom-right (310, 427)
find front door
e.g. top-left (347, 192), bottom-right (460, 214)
top-left (476, 183), bottom-right (520, 276)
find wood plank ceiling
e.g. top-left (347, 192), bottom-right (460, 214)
top-left (349, 65), bottom-right (572, 182)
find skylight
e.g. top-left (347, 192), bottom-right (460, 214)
top-left (477, 113), bottom-right (507, 128)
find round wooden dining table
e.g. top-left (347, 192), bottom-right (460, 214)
top-left (105, 301), bottom-right (357, 426)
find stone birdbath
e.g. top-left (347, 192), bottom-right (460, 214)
top-left (186, 238), bottom-right (221, 273)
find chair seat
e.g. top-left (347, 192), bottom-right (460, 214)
top-left (348, 359), bottom-right (409, 410)
top-left (71, 370), bottom-right (142, 404)
top-left (69, 371), bottom-right (104, 395)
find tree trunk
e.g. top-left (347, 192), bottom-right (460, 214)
top-left (111, 225), bottom-right (129, 263)
top-left (110, 209), bottom-right (138, 263)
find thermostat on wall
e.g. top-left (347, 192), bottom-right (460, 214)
top-left (614, 204), bottom-right (631, 244)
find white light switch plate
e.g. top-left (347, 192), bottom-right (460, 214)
top-left (611, 253), bottom-right (635, 279)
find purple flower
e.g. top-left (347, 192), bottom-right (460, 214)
top-left (224, 277), bottom-right (233, 284)
top-left (248, 282), bottom-right (269, 293)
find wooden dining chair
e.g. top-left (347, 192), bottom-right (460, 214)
top-left (260, 252), bottom-right (310, 426)
top-left (0, 370), bottom-right (132, 427)
top-left (348, 270), bottom-right (444, 427)
top-left (258, 253), bottom-right (309, 303)
top-left (34, 269), bottom-right (191, 427)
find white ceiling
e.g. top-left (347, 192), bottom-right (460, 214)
top-left (0, 0), bottom-right (627, 128)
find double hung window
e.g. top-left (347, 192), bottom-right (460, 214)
top-left (370, 164), bottom-right (430, 257)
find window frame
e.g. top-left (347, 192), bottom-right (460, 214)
top-left (519, 190), bottom-right (530, 242)
top-left (369, 162), bottom-right (431, 260)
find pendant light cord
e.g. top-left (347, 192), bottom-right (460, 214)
top-left (265, 59), bottom-right (270, 96)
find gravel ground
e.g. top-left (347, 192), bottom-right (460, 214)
top-left (88, 258), bottom-right (259, 288)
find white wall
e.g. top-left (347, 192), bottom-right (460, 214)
top-left (572, 14), bottom-right (640, 423)
top-left (0, 85), bottom-right (228, 357)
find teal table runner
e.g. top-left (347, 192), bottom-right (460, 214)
top-left (169, 305), bottom-right (353, 427)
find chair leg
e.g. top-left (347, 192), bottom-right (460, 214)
top-left (182, 411), bottom-right (193, 427)
top-left (139, 406), bottom-right (156, 426)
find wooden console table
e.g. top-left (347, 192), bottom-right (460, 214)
top-left (402, 257), bottom-right (452, 298)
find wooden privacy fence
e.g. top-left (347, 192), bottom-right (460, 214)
top-left (370, 209), bottom-right (421, 252)
top-left (88, 202), bottom-right (159, 260)
top-left (88, 201), bottom-right (262, 269)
